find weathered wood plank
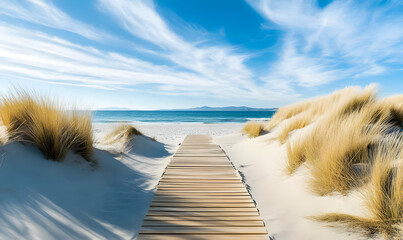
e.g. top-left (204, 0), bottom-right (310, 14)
top-left (145, 211), bottom-right (260, 217)
top-left (139, 226), bottom-right (268, 234)
top-left (138, 234), bottom-right (269, 240)
top-left (152, 196), bottom-right (253, 201)
top-left (150, 202), bottom-right (255, 208)
top-left (159, 179), bottom-right (242, 183)
top-left (147, 207), bottom-right (258, 212)
top-left (142, 220), bottom-right (264, 227)
top-left (151, 198), bottom-right (254, 203)
top-left (144, 216), bottom-right (263, 221)
top-left (157, 184), bottom-right (245, 188)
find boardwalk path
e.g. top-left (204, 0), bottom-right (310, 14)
top-left (138, 135), bottom-right (268, 239)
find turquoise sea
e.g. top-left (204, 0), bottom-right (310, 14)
top-left (92, 111), bottom-right (275, 124)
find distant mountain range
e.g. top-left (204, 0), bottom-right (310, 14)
top-left (97, 106), bottom-right (276, 111)
top-left (167, 106), bottom-right (277, 111)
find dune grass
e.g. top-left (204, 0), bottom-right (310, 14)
top-left (307, 105), bottom-right (392, 195)
top-left (242, 121), bottom-right (264, 138)
top-left (383, 95), bottom-right (403, 127)
top-left (285, 136), bottom-right (309, 174)
top-left (313, 134), bottom-right (403, 238)
top-left (282, 85), bottom-right (396, 195)
top-left (265, 86), bottom-right (366, 132)
top-left (104, 124), bottom-right (142, 153)
top-left (0, 90), bottom-right (94, 162)
top-left (277, 114), bottom-right (311, 144)
top-left (270, 84), bottom-right (403, 237)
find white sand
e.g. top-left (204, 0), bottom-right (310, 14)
top-left (214, 127), bottom-right (373, 240)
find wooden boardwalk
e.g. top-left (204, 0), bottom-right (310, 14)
top-left (137, 135), bottom-right (268, 239)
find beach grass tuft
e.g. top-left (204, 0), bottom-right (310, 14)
top-left (0, 90), bottom-right (94, 162)
top-left (242, 121), bottom-right (264, 138)
top-left (313, 134), bottom-right (403, 238)
top-left (104, 124), bottom-right (142, 153)
top-left (277, 114), bottom-right (311, 144)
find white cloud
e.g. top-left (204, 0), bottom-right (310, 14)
top-left (97, 0), bottom-right (260, 96)
top-left (0, 0), bottom-right (108, 41)
top-left (0, 23), bottom-right (267, 100)
top-left (264, 38), bottom-right (342, 88)
top-left (248, 0), bottom-right (403, 86)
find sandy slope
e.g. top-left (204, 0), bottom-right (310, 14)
top-left (0, 134), bottom-right (173, 239)
top-left (215, 130), bottom-right (374, 240)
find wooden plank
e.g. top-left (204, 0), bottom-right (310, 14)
top-left (157, 184), bottom-right (245, 188)
top-left (165, 168), bottom-right (236, 171)
top-left (142, 220), bottom-right (264, 227)
top-left (139, 227), bottom-right (267, 234)
top-left (162, 175), bottom-right (240, 178)
top-left (144, 216), bottom-right (263, 221)
top-left (145, 211), bottom-right (260, 217)
top-left (164, 169), bottom-right (237, 173)
top-left (162, 172), bottom-right (238, 176)
top-left (159, 179), bottom-right (242, 183)
top-left (155, 193), bottom-right (251, 200)
top-left (147, 207), bottom-right (258, 212)
top-left (173, 155), bottom-right (228, 158)
top-left (151, 198), bottom-right (254, 203)
top-left (154, 192), bottom-right (249, 196)
top-left (150, 202), bottom-right (255, 208)
top-left (155, 189), bottom-right (248, 193)
top-left (138, 234), bottom-right (269, 240)
top-left (156, 185), bottom-right (245, 188)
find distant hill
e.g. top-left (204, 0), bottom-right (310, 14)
top-left (96, 106), bottom-right (277, 111)
top-left (168, 106), bottom-right (277, 111)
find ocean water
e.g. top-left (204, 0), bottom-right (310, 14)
top-left (92, 111), bottom-right (275, 124)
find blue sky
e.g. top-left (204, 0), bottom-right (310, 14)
top-left (0, 0), bottom-right (402, 110)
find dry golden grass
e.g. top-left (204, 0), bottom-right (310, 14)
top-left (265, 86), bottom-right (366, 132)
top-left (364, 135), bottom-right (402, 237)
top-left (104, 124), bottom-right (142, 153)
top-left (242, 121), bottom-right (264, 138)
top-left (313, 134), bottom-right (403, 238)
top-left (311, 214), bottom-right (381, 237)
top-left (0, 90), bottom-right (94, 162)
top-left (383, 94), bottom-right (403, 127)
top-left (277, 114), bottom-right (311, 144)
top-left (283, 85), bottom-right (394, 195)
top-left (307, 105), bottom-right (391, 195)
top-left (265, 84), bottom-right (403, 237)
top-left (285, 137), bottom-right (307, 174)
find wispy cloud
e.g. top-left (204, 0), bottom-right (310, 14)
top-left (97, 0), bottom-right (262, 97)
top-left (0, 22), bottom-right (265, 100)
top-left (0, 0), bottom-right (108, 41)
top-left (248, 0), bottom-right (403, 87)
top-left (0, 0), bottom-right (282, 102)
